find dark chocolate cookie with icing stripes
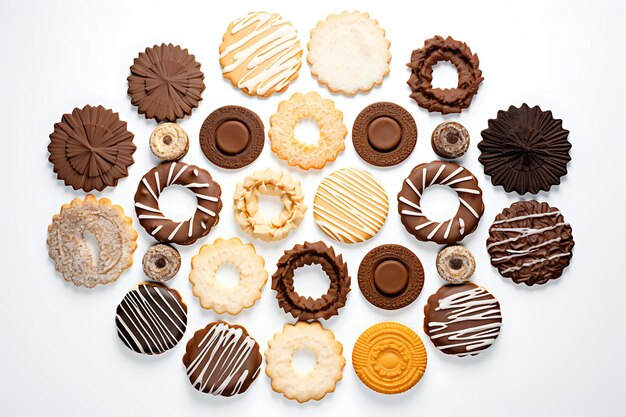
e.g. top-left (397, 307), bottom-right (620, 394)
top-left (183, 321), bottom-right (262, 396)
top-left (134, 162), bottom-right (222, 245)
top-left (424, 283), bottom-right (502, 357)
top-left (487, 200), bottom-right (574, 286)
top-left (397, 161), bottom-right (484, 244)
top-left (115, 282), bottom-right (188, 355)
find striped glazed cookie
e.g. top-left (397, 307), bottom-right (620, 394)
top-left (313, 168), bottom-right (388, 244)
top-left (115, 282), bottom-right (188, 355)
top-left (220, 11), bottom-right (303, 97)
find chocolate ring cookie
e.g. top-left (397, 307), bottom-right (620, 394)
top-left (424, 283), bottom-right (502, 357)
top-left (398, 161), bottom-right (484, 244)
top-left (431, 121), bottom-right (470, 159)
top-left (358, 244), bottom-right (424, 310)
top-left (272, 241), bottom-right (350, 321)
top-left (142, 244), bottom-right (181, 282)
top-left (352, 102), bottom-right (417, 167)
top-left (487, 200), bottom-right (574, 286)
top-left (407, 36), bottom-right (483, 114)
top-left (134, 162), bottom-right (222, 246)
top-left (436, 245), bottom-right (475, 284)
top-left (116, 282), bottom-right (187, 355)
top-left (183, 321), bottom-right (262, 396)
top-left (200, 106), bottom-right (264, 169)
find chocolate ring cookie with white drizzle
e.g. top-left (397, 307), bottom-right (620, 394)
top-left (397, 161), bottom-right (484, 244)
top-left (487, 200), bottom-right (574, 286)
top-left (424, 283), bottom-right (502, 357)
top-left (134, 162), bottom-right (222, 245)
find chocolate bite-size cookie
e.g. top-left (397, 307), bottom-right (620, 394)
top-left (478, 104), bottom-right (571, 195)
top-left (200, 106), bottom-right (264, 169)
top-left (487, 200), bottom-right (574, 286)
top-left (431, 121), bottom-right (470, 159)
top-left (358, 244), bottom-right (424, 310)
top-left (183, 321), bottom-right (262, 396)
top-left (424, 283), bottom-right (502, 357)
top-left (352, 102), bottom-right (417, 167)
top-left (436, 245), bottom-right (475, 284)
top-left (142, 244), bottom-right (181, 282)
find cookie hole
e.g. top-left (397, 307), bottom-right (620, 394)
top-left (449, 257), bottom-right (464, 270)
top-left (432, 60), bottom-right (459, 89)
top-left (257, 194), bottom-right (285, 222)
top-left (420, 185), bottom-right (460, 222)
top-left (291, 349), bottom-right (317, 375)
top-left (158, 184), bottom-right (197, 223)
top-left (83, 230), bottom-right (100, 265)
top-left (155, 257), bottom-right (167, 269)
top-left (293, 264), bottom-right (330, 299)
top-left (216, 264), bottom-right (240, 289)
top-left (294, 118), bottom-right (321, 146)
top-left (162, 135), bottom-right (173, 145)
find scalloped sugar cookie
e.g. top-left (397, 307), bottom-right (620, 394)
top-left (307, 11), bottom-right (391, 95)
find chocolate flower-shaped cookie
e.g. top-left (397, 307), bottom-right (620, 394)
top-left (478, 104), bottom-right (571, 194)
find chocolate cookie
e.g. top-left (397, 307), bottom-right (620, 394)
top-left (487, 200), bottom-right (574, 286)
top-left (183, 321), bottom-right (261, 396)
top-left (431, 121), bottom-right (470, 159)
top-left (398, 161), bottom-right (484, 244)
top-left (424, 283), bottom-right (502, 357)
top-left (142, 244), bottom-right (181, 282)
top-left (134, 162), bottom-right (222, 246)
top-left (200, 106), bottom-right (264, 169)
top-left (478, 104), bottom-right (571, 195)
top-left (272, 241), bottom-right (350, 321)
top-left (358, 244), bottom-right (424, 310)
top-left (116, 282), bottom-right (187, 355)
top-left (407, 36), bottom-right (483, 114)
top-left (48, 105), bottom-right (136, 192)
top-left (352, 102), bottom-right (417, 167)
top-left (128, 44), bottom-right (205, 122)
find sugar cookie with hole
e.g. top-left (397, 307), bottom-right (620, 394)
top-left (189, 238), bottom-right (267, 315)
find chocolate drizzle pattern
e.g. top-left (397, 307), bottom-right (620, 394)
top-left (397, 161), bottom-right (484, 244)
top-left (424, 283), bottom-right (502, 357)
top-left (134, 162), bottom-right (222, 245)
top-left (183, 321), bottom-right (261, 396)
top-left (48, 105), bottom-right (136, 192)
top-left (128, 43), bottom-right (205, 122)
top-left (478, 104), bottom-right (571, 195)
top-left (115, 282), bottom-right (187, 355)
top-left (487, 200), bottom-right (574, 286)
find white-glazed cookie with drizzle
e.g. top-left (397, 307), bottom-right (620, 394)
top-left (220, 11), bottom-right (303, 97)
top-left (314, 168), bottom-right (389, 244)
top-left (307, 11), bottom-right (391, 95)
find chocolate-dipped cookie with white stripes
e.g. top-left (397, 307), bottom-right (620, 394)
top-left (487, 200), bottom-right (574, 286)
top-left (134, 162), bottom-right (222, 245)
top-left (115, 282), bottom-right (188, 355)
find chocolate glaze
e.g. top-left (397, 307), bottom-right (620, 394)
top-left (368, 117), bottom-right (402, 152)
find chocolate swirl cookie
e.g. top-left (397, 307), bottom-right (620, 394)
top-left (272, 241), bottom-right (350, 321)
top-left (487, 200), bottom-right (574, 286)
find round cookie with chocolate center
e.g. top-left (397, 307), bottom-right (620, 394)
top-left (352, 102), bottom-right (417, 167)
top-left (142, 244), bottom-right (181, 282)
top-left (200, 106), bottom-right (264, 169)
top-left (183, 321), bottom-right (262, 396)
top-left (358, 244), bottom-right (424, 310)
top-left (436, 245), bottom-right (475, 284)
top-left (487, 200), bottom-right (574, 286)
top-left (431, 121), bottom-right (470, 159)
top-left (424, 283), bottom-right (502, 357)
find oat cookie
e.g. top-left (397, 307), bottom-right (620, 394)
top-left (233, 168), bottom-right (306, 241)
top-left (47, 195), bottom-right (137, 288)
top-left (265, 322), bottom-right (345, 403)
top-left (308, 11), bottom-right (391, 95)
top-left (149, 123), bottom-right (189, 161)
top-left (189, 238), bottom-right (267, 315)
top-left (269, 91), bottom-right (347, 170)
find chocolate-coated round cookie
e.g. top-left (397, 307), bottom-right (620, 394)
top-left (116, 282), bottom-right (187, 355)
top-left (183, 321), bottom-right (261, 396)
top-left (352, 102), bottom-right (417, 167)
top-left (424, 283), bottom-right (502, 357)
top-left (478, 104), bottom-right (571, 195)
top-left (431, 121), bottom-right (470, 159)
top-left (358, 244), bottom-right (424, 310)
top-left (487, 200), bottom-right (574, 286)
top-left (200, 106), bottom-right (264, 169)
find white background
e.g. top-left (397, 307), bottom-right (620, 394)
top-left (1, 0), bottom-right (624, 415)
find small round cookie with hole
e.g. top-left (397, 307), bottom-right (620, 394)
top-left (142, 244), bottom-right (181, 282)
top-left (436, 245), bottom-right (476, 284)
top-left (149, 123), bottom-right (189, 161)
top-left (189, 237), bottom-right (267, 315)
top-left (431, 121), bottom-right (470, 159)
